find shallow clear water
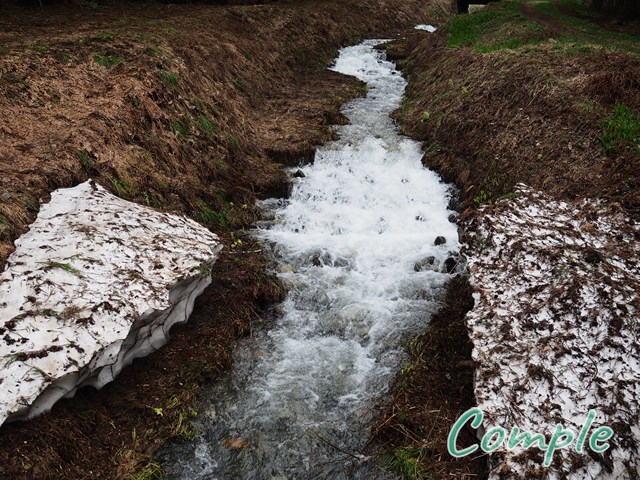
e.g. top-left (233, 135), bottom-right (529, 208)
top-left (159, 40), bottom-right (459, 480)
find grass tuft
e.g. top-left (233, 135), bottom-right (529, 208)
top-left (194, 199), bottom-right (227, 228)
top-left (171, 119), bottom-right (190, 139)
top-left (226, 133), bottom-right (241, 153)
top-left (97, 32), bottom-right (115, 41)
top-left (93, 53), bottom-right (122, 69)
top-left (232, 77), bottom-right (246, 92)
top-left (0, 214), bottom-right (15, 240)
top-left (379, 446), bottom-right (425, 480)
top-left (129, 461), bottom-right (163, 480)
top-left (40, 260), bottom-right (83, 276)
top-left (159, 70), bottom-right (180, 88)
top-left (75, 149), bottom-right (94, 169)
top-left (196, 115), bottom-right (216, 137)
top-left (601, 104), bottom-right (640, 155)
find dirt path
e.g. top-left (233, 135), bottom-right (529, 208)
top-left (555, 0), bottom-right (637, 31)
top-left (522, 0), bottom-right (640, 35)
top-left (521, 0), bottom-right (569, 34)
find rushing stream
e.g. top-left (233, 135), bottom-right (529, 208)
top-left (159, 40), bottom-right (459, 480)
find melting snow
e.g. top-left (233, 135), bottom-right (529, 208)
top-left (465, 184), bottom-right (640, 479)
top-left (414, 24), bottom-right (437, 32)
top-left (0, 181), bottom-right (221, 425)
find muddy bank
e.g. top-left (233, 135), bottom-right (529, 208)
top-left (0, 0), bottom-right (439, 478)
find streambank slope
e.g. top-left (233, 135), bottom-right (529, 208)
top-left (0, 0), bottom-right (441, 478)
top-left (373, 1), bottom-right (640, 478)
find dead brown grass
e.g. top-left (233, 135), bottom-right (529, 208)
top-left (0, 0), bottom-right (430, 267)
top-left (0, 0), bottom-right (438, 478)
top-left (392, 33), bottom-right (640, 216)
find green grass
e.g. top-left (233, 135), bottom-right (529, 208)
top-left (196, 115), bottom-right (216, 137)
top-left (40, 261), bottom-right (83, 276)
top-left (159, 70), bottom-right (180, 88)
top-left (214, 158), bottom-right (229, 173)
top-left (97, 32), bottom-right (115, 41)
top-left (171, 119), bottom-right (190, 139)
top-left (58, 52), bottom-right (73, 63)
top-left (447, 0), bottom-right (640, 54)
top-left (93, 53), bottom-right (122, 69)
top-left (601, 104), bottom-right (640, 155)
top-left (447, 8), bottom-right (503, 47)
top-left (0, 214), bottom-right (14, 240)
top-left (194, 199), bottom-right (228, 228)
top-left (192, 98), bottom-right (206, 111)
top-left (232, 77), bottom-right (246, 92)
top-left (106, 173), bottom-right (137, 198)
top-left (226, 133), bottom-right (241, 153)
top-left (75, 149), bottom-right (94, 169)
top-left (533, 0), bottom-right (640, 53)
top-left (129, 461), bottom-right (163, 480)
top-left (136, 33), bottom-right (156, 42)
top-left (84, 1), bottom-right (100, 10)
top-left (380, 446), bottom-right (425, 480)
top-left (446, 0), bottom-right (546, 52)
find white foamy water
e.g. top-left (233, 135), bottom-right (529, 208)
top-left (159, 40), bottom-right (458, 480)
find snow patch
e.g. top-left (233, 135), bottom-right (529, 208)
top-left (465, 184), bottom-right (640, 479)
top-left (0, 181), bottom-right (221, 425)
top-left (414, 24), bottom-right (437, 32)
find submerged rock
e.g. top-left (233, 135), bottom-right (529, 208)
top-left (0, 181), bottom-right (221, 426)
top-left (414, 256), bottom-right (437, 272)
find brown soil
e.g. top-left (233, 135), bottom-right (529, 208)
top-left (0, 0), bottom-right (439, 478)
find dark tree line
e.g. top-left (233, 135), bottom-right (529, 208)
top-left (580, 0), bottom-right (640, 19)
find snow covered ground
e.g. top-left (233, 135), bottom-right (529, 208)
top-left (0, 181), bottom-right (221, 425)
top-left (465, 184), bottom-right (640, 479)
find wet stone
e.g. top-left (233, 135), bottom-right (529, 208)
top-left (434, 235), bottom-right (447, 246)
top-left (443, 256), bottom-right (457, 273)
top-left (414, 256), bottom-right (437, 272)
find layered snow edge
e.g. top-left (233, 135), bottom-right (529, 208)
top-left (465, 184), bottom-right (640, 479)
top-left (0, 181), bottom-right (221, 426)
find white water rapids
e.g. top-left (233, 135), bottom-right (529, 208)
top-left (159, 40), bottom-right (459, 479)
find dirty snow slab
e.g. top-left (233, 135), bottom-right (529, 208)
top-left (465, 184), bottom-right (640, 479)
top-left (414, 24), bottom-right (437, 32)
top-left (0, 181), bottom-right (221, 425)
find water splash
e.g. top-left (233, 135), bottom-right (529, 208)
top-left (159, 40), bottom-right (458, 480)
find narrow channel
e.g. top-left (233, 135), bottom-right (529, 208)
top-left (159, 40), bottom-right (459, 480)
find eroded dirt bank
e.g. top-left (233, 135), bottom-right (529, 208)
top-left (0, 0), bottom-right (446, 478)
